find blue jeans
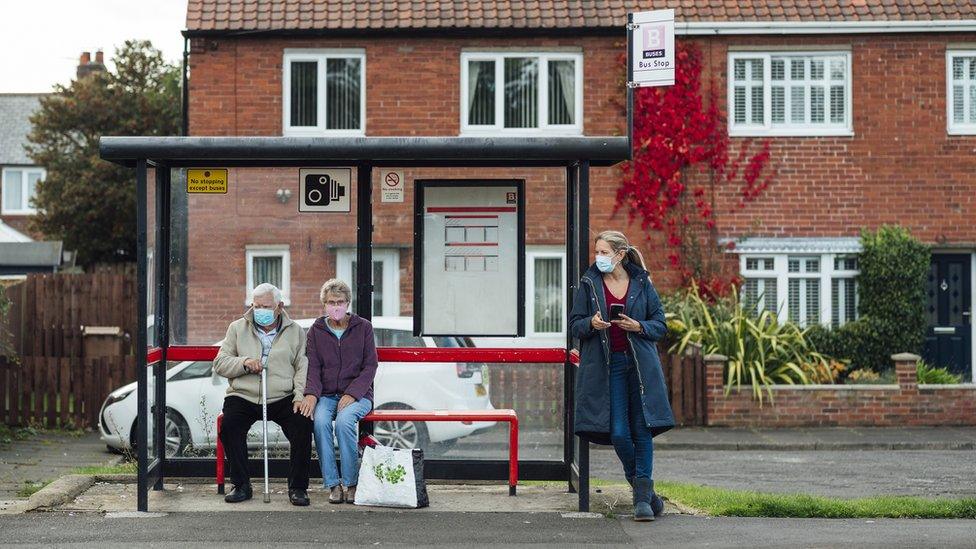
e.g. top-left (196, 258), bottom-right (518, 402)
top-left (313, 394), bottom-right (373, 488)
top-left (609, 351), bottom-right (654, 480)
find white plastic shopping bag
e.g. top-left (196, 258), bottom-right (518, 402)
top-left (354, 445), bottom-right (429, 508)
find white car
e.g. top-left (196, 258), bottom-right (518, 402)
top-left (99, 316), bottom-right (495, 457)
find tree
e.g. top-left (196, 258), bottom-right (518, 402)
top-left (615, 43), bottom-right (774, 298)
top-left (26, 40), bottom-right (180, 266)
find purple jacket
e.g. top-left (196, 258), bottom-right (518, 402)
top-left (304, 314), bottom-right (378, 403)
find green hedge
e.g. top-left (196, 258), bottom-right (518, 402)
top-left (808, 226), bottom-right (929, 373)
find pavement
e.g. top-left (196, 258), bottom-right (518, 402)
top-left (0, 426), bottom-right (975, 546)
top-left (0, 510), bottom-right (974, 547)
top-left (0, 430), bottom-right (119, 506)
top-left (651, 425), bottom-right (976, 450)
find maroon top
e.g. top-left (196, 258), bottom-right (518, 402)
top-left (603, 279), bottom-right (629, 353)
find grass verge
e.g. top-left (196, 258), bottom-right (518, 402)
top-left (72, 461), bottom-right (137, 476)
top-left (655, 481), bottom-right (976, 519)
top-left (15, 480), bottom-right (50, 498)
top-left (525, 479), bottom-right (976, 519)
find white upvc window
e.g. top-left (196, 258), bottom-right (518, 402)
top-left (787, 256), bottom-right (822, 327)
top-left (831, 255), bottom-right (859, 328)
top-left (1, 167), bottom-right (45, 215)
top-left (739, 252), bottom-right (859, 328)
top-left (526, 249), bottom-right (566, 337)
top-left (245, 245), bottom-right (291, 305)
top-left (741, 257), bottom-right (778, 316)
top-left (336, 248), bottom-right (400, 317)
top-left (460, 51), bottom-right (583, 136)
top-left (728, 51), bottom-right (852, 137)
top-left (283, 49), bottom-right (366, 136)
top-left (947, 50), bottom-right (976, 135)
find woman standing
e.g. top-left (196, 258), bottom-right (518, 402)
top-left (569, 231), bottom-right (673, 522)
top-left (300, 279), bottom-right (378, 504)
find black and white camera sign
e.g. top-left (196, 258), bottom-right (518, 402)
top-left (299, 168), bottom-right (352, 212)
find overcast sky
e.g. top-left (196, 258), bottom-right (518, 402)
top-left (0, 0), bottom-right (189, 93)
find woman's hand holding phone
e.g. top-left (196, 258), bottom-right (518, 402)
top-left (611, 314), bottom-right (642, 333)
top-left (591, 311), bottom-right (612, 330)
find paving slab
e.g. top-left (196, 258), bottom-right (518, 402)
top-left (0, 431), bottom-right (118, 504)
top-left (56, 478), bottom-right (680, 518)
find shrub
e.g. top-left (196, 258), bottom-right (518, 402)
top-left (805, 227), bottom-right (930, 375)
top-left (855, 226), bottom-right (930, 371)
top-left (916, 360), bottom-right (963, 385)
top-left (846, 368), bottom-right (884, 385)
top-left (665, 283), bottom-right (835, 403)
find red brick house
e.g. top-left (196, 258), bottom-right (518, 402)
top-left (181, 1), bottom-right (976, 380)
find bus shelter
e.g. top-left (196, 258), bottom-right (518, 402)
top-left (99, 135), bottom-right (628, 512)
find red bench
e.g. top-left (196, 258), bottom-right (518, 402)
top-left (215, 408), bottom-right (520, 496)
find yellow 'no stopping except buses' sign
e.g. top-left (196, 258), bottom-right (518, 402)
top-left (187, 169), bottom-right (228, 194)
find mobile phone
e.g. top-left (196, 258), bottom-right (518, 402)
top-left (609, 303), bottom-right (625, 321)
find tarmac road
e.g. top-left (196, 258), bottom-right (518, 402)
top-left (0, 511), bottom-right (974, 548)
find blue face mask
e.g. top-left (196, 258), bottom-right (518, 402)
top-left (253, 307), bottom-right (276, 327)
top-left (596, 254), bottom-right (618, 273)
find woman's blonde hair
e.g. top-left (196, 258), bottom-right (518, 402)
top-left (595, 230), bottom-right (647, 271)
top-left (319, 278), bottom-right (352, 304)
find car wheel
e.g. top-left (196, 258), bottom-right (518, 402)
top-left (372, 403), bottom-right (429, 450)
top-left (163, 410), bottom-right (191, 457)
top-left (129, 409), bottom-right (192, 458)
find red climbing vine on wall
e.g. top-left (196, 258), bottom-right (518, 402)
top-left (616, 42), bottom-right (774, 298)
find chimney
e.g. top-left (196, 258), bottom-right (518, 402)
top-left (77, 49), bottom-right (106, 80)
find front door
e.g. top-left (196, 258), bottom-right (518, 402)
top-left (923, 254), bottom-right (972, 380)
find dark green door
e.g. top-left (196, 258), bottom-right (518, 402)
top-left (923, 254), bottom-right (972, 380)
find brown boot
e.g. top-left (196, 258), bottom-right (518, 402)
top-left (328, 485), bottom-right (344, 504)
top-left (344, 485), bottom-right (356, 504)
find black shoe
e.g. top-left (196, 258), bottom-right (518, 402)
top-left (289, 488), bottom-right (310, 506)
top-left (224, 484), bottom-right (252, 503)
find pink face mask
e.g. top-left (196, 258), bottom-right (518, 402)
top-left (325, 303), bottom-right (348, 322)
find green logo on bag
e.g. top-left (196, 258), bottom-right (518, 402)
top-left (373, 463), bottom-right (407, 484)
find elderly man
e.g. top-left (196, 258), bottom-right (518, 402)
top-left (213, 283), bottom-right (313, 506)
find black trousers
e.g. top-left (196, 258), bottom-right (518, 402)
top-left (220, 395), bottom-right (312, 490)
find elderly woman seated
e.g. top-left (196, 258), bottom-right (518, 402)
top-left (298, 278), bottom-right (378, 504)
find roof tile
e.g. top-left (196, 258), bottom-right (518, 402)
top-left (185, 1), bottom-right (976, 31)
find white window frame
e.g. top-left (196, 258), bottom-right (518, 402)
top-left (526, 248), bottom-right (567, 337)
top-left (831, 256), bottom-right (859, 328)
top-left (1, 167), bottom-right (45, 215)
top-left (460, 51), bottom-right (584, 136)
top-left (741, 257), bottom-right (778, 317)
top-left (245, 245), bottom-right (291, 306)
top-left (739, 252), bottom-right (859, 327)
top-left (282, 49), bottom-right (366, 137)
top-left (728, 51), bottom-right (853, 137)
top-left (336, 248), bottom-right (400, 317)
top-left (947, 50), bottom-right (976, 135)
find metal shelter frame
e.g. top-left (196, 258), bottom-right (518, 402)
top-left (100, 135), bottom-right (628, 512)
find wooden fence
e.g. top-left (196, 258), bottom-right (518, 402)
top-left (487, 341), bottom-right (706, 429)
top-left (0, 354), bottom-right (136, 429)
top-left (1, 270), bottom-right (137, 429)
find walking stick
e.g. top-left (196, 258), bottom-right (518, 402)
top-left (261, 367), bottom-right (270, 503)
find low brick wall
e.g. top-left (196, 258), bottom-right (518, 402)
top-left (704, 353), bottom-right (976, 427)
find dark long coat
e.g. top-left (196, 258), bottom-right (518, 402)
top-left (570, 262), bottom-right (675, 444)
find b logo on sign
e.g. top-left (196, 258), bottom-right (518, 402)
top-left (642, 24), bottom-right (666, 59)
top-left (305, 174), bottom-right (345, 207)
